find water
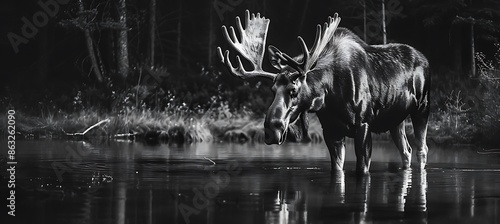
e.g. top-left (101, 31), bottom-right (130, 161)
top-left (2, 140), bottom-right (500, 224)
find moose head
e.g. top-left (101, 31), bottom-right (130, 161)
top-left (217, 10), bottom-right (341, 145)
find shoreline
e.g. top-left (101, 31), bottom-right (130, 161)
top-left (0, 109), bottom-right (484, 147)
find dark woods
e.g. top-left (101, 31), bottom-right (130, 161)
top-left (1, 0), bottom-right (499, 145)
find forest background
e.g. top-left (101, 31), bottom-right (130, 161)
top-left (1, 0), bottom-right (499, 147)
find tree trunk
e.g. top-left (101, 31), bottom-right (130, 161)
top-left (382, 0), bottom-right (387, 44)
top-left (95, 39), bottom-right (106, 76)
top-left (117, 0), bottom-right (129, 80)
top-left (78, 0), bottom-right (104, 83)
top-left (105, 30), bottom-right (116, 75)
top-left (176, 1), bottom-right (182, 68)
top-left (208, 0), bottom-right (215, 66)
top-left (148, 0), bottom-right (156, 67)
top-left (470, 21), bottom-right (476, 77)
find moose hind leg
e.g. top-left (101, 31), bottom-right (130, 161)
top-left (390, 121), bottom-right (412, 169)
top-left (411, 109), bottom-right (430, 169)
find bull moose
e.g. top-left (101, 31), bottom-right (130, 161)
top-left (217, 10), bottom-right (430, 174)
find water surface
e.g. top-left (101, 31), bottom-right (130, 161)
top-left (2, 140), bottom-right (500, 224)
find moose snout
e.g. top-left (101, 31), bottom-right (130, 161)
top-left (264, 119), bottom-right (285, 145)
top-left (264, 128), bottom-right (281, 145)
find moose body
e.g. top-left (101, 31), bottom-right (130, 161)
top-left (293, 28), bottom-right (429, 173)
top-left (218, 11), bottom-right (429, 174)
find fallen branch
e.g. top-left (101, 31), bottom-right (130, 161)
top-left (477, 148), bottom-right (500, 155)
top-left (64, 118), bottom-right (111, 137)
top-left (114, 132), bottom-right (137, 139)
top-left (203, 157), bottom-right (216, 165)
top-left (113, 133), bottom-right (137, 139)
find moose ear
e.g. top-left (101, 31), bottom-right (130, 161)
top-left (268, 45), bottom-right (287, 70)
top-left (309, 94), bottom-right (325, 112)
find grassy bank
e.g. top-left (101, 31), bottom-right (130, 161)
top-left (0, 108), bottom-right (326, 144)
top-left (0, 103), bottom-right (496, 147)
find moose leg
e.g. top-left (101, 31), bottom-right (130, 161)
top-left (355, 123), bottom-right (372, 174)
top-left (411, 109), bottom-right (430, 169)
top-left (390, 121), bottom-right (412, 169)
top-left (323, 129), bottom-right (345, 172)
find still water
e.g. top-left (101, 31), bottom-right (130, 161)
top-left (2, 140), bottom-right (500, 224)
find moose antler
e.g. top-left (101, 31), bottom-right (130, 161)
top-left (217, 10), bottom-right (276, 80)
top-left (278, 13), bottom-right (341, 74)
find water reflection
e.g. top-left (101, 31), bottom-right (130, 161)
top-left (311, 170), bottom-right (426, 224)
top-left (205, 169), bottom-right (428, 224)
top-left (7, 140), bottom-right (500, 223)
top-left (115, 182), bottom-right (126, 224)
top-left (264, 190), bottom-right (307, 224)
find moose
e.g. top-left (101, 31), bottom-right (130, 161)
top-left (217, 10), bottom-right (430, 174)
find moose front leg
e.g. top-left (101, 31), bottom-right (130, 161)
top-left (355, 123), bottom-right (372, 174)
top-left (323, 129), bottom-right (345, 172)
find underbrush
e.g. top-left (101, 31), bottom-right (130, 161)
top-left (428, 45), bottom-right (500, 147)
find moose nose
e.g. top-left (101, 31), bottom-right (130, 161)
top-left (264, 128), bottom-right (281, 145)
top-left (264, 119), bottom-right (285, 145)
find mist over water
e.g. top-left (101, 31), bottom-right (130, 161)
top-left (3, 140), bottom-right (500, 223)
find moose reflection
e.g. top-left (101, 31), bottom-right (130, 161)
top-left (221, 170), bottom-right (428, 224)
top-left (312, 170), bottom-right (427, 224)
top-left (218, 10), bottom-right (430, 174)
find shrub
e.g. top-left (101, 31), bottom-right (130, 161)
top-left (473, 46), bottom-right (500, 147)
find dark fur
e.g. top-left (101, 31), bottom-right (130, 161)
top-left (310, 28), bottom-right (429, 135)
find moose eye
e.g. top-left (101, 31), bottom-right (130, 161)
top-left (289, 88), bottom-right (298, 98)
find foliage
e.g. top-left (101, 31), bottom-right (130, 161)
top-left (428, 44), bottom-right (500, 147)
top-left (474, 44), bottom-right (500, 146)
top-left (430, 90), bottom-right (476, 143)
